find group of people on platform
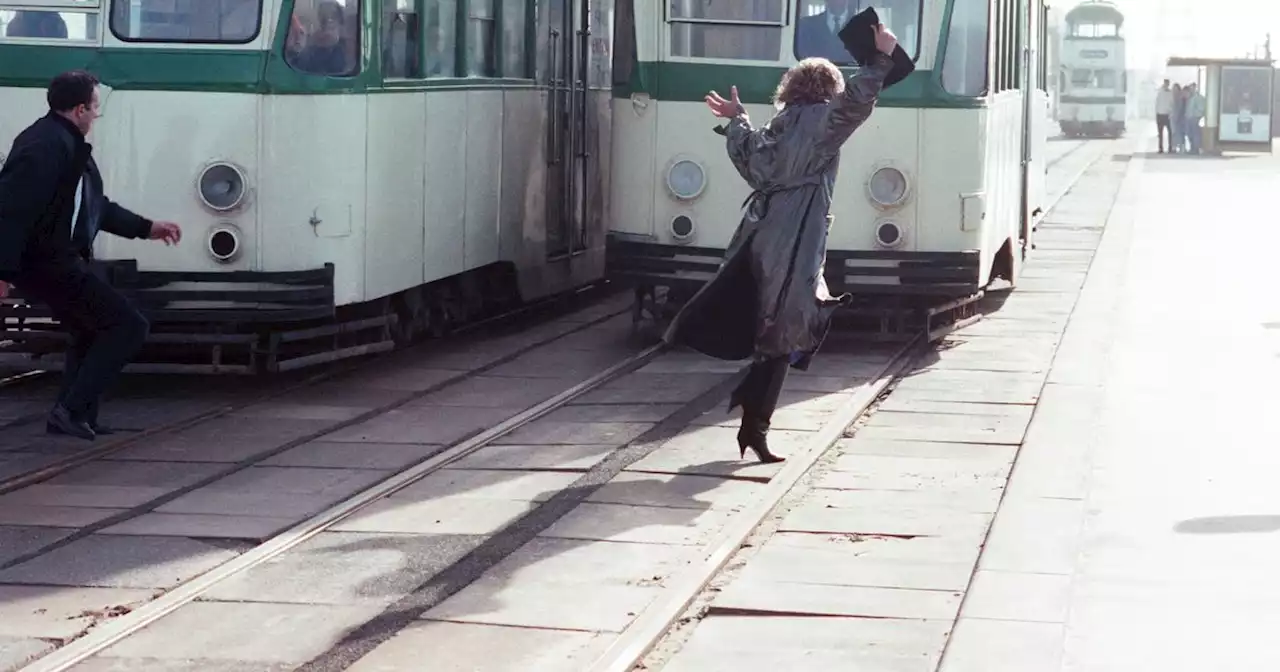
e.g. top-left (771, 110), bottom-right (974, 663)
top-left (1155, 79), bottom-right (1207, 155)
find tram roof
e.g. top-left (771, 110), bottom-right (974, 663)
top-left (1065, 1), bottom-right (1124, 26)
top-left (1167, 56), bottom-right (1275, 67)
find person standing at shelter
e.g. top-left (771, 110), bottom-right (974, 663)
top-left (1185, 83), bottom-right (1206, 155)
top-left (0, 71), bottom-right (182, 440)
top-left (1155, 79), bottom-right (1173, 153)
top-left (663, 25), bottom-right (899, 464)
top-left (1169, 83), bottom-right (1186, 154)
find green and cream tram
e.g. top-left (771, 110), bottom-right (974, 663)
top-left (0, 0), bottom-right (615, 373)
top-left (607, 0), bottom-right (1054, 338)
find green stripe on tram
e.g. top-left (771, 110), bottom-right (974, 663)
top-left (614, 61), bottom-right (986, 110)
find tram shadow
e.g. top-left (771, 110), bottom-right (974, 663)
top-left (312, 461), bottom-right (729, 657)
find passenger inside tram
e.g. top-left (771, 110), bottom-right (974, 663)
top-left (4, 9), bottom-right (68, 38)
top-left (796, 0), bottom-right (919, 62)
top-left (286, 0), bottom-right (358, 76)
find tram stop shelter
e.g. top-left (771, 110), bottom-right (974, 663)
top-left (1167, 56), bottom-right (1275, 155)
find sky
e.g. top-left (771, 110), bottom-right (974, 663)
top-left (1084, 0), bottom-right (1280, 70)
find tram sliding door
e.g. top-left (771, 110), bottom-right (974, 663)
top-left (545, 0), bottom-right (591, 259)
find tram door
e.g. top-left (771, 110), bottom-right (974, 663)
top-left (1019, 0), bottom-right (1047, 253)
top-left (545, 0), bottom-right (591, 259)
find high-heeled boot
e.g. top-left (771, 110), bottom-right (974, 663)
top-left (735, 357), bottom-right (789, 464)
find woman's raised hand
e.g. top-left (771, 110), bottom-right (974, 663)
top-left (705, 86), bottom-right (742, 118)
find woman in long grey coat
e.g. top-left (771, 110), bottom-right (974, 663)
top-left (663, 25), bottom-right (899, 464)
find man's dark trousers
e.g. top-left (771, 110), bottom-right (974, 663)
top-left (16, 261), bottom-right (148, 423)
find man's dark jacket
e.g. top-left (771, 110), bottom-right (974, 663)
top-left (0, 112), bottom-right (151, 282)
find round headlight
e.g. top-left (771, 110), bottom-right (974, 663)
top-left (867, 166), bottom-right (909, 208)
top-left (207, 225), bottom-right (242, 263)
top-left (875, 220), bottom-right (904, 249)
top-left (666, 159), bottom-right (707, 200)
top-left (197, 162), bottom-right (247, 212)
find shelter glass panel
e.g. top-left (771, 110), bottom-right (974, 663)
top-left (668, 0), bottom-right (782, 61)
top-left (939, 0), bottom-right (988, 96)
top-left (424, 0), bottom-right (456, 76)
top-left (794, 0), bottom-right (923, 63)
top-left (286, 0), bottom-right (361, 76)
top-left (110, 0), bottom-right (260, 43)
top-left (1, 8), bottom-right (98, 42)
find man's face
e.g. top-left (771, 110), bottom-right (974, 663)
top-left (827, 0), bottom-right (852, 16)
top-left (314, 6), bottom-right (342, 47)
top-left (70, 88), bottom-right (100, 136)
top-left (1162, 79), bottom-right (1170, 89)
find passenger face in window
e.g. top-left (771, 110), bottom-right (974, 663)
top-left (313, 1), bottom-right (344, 48)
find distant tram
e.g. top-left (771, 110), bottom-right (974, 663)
top-left (0, 0), bottom-right (615, 373)
top-left (1057, 0), bottom-right (1126, 137)
top-left (607, 0), bottom-right (1055, 340)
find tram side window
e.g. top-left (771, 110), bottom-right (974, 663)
top-left (939, 0), bottom-right (988, 96)
top-left (501, 0), bottom-right (528, 78)
top-left (383, 0), bottom-right (421, 78)
top-left (286, 0), bottom-right (360, 77)
top-left (466, 0), bottom-right (496, 76)
top-left (110, 0), bottom-right (260, 43)
top-left (2, 9), bottom-right (97, 41)
top-left (668, 0), bottom-right (783, 62)
top-left (425, 0), bottom-right (457, 77)
top-left (795, 0), bottom-right (923, 63)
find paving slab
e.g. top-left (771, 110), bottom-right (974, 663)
top-left (0, 526), bottom-right (74, 565)
top-left (586, 471), bottom-right (763, 511)
top-left (92, 601), bottom-right (385, 665)
top-left (330, 496), bottom-right (536, 536)
top-left (446, 443), bottom-right (616, 471)
top-left (201, 531), bottom-right (481, 606)
top-left (260, 441), bottom-right (440, 470)
top-left (733, 541), bottom-right (975, 592)
top-left (0, 505), bottom-right (127, 528)
top-left (542, 402), bottom-right (684, 423)
top-left (405, 374), bottom-right (577, 408)
top-left (0, 535), bottom-right (244, 589)
top-left (0, 636), bottom-right (55, 672)
top-left (540, 502), bottom-right (735, 546)
top-left (97, 513), bottom-right (297, 540)
top-left (711, 578), bottom-right (963, 620)
top-left (322, 405), bottom-right (515, 445)
top-left (69, 658), bottom-right (296, 671)
top-left (345, 621), bottom-right (606, 672)
top-left (855, 410), bottom-right (1031, 445)
top-left (573, 373), bottom-right (731, 404)
top-left (491, 419), bottom-right (654, 445)
top-left (623, 424), bottom-right (802, 477)
top-left (659, 615), bottom-right (951, 672)
top-left (0, 585), bottom-right (156, 640)
top-left (104, 417), bottom-right (333, 463)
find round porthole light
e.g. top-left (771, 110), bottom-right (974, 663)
top-left (666, 159), bottom-right (707, 200)
top-left (875, 221), bottom-right (904, 249)
top-left (867, 166), bottom-right (909, 209)
top-left (207, 225), bottom-right (242, 263)
top-left (670, 214), bottom-right (695, 241)
top-left (197, 162), bottom-right (247, 212)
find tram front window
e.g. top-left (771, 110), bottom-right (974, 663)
top-left (795, 0), bottom-right (921, 63)
top-left (1, 8), bottom-right (96, 41)
top-left (285, 0), bottom-right (360, 77)
top-left (109, 0), bottom-right (260, 43)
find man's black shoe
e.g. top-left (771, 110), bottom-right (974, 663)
top-left (46, 405), bottom-right (95, 441)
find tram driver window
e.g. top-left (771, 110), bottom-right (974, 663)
top-left (286, 0), bottom-right (360, 77)
top-left (2, 9), bottom-right (98, 41)
top-left (109, 0), bottom-right (260, 43)
top-left (795, 0), bottom-right (921, 63)
top-left (668, 0), bottom-right (784, 62)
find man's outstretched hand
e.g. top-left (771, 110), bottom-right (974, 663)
top-left (149, 221), bottom-right (182, 246)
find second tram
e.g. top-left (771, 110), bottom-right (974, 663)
top-left (607, 0), bottom-right (1055, 340)
top-left (1058, 0), bottom-right (1126, 138)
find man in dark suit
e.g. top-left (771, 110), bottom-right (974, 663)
top-left (796, 0), bottom-right (856, 62)
top-left (0, 70), bottom-right (182, 440)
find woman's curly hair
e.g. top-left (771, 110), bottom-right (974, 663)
top-left (772, 57), bottom-right (845, 109)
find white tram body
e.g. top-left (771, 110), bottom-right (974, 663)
top-left (0, 0), bottom-right (615, 373)
top-left (1058, 0), bottom-right (1126, 137)
top-left (607, 0), bottom-right (1053, 334)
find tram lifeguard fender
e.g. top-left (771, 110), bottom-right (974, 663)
top-left (838, 8), bottom-right (916, 90)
